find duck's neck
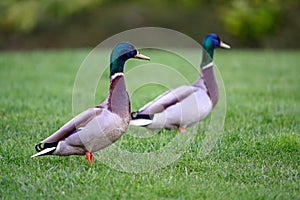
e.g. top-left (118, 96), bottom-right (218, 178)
top-left (107, 73), bottom-right (130, 119)
top-left (197, 48), bottom-right (219, 107)
top-left (200, 47), bottom-right (214, 68)
top-left (110, 59), bottom-right (125, 77)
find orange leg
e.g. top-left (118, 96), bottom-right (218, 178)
top-left (85, 152), bottom-right (93, 165)
top-left (178, 127), bottom-right (184, 133)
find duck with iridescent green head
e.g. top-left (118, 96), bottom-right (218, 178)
top-left (130, 34), bottom-right (230, 133)
top-left (31, 42), bottom-right (150, 164)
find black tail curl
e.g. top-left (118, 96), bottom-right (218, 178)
top-left (35, 142), bottom-right (58, 152)
top-left (130, 112), bottom-right (154, 120)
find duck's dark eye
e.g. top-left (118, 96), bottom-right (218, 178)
top-left (129, 49), bottom-right (137, 57)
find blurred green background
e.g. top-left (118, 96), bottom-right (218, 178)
top-left (0, 0), bottom-right (299, 50)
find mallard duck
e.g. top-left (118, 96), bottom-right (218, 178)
top-left (31, 42), bottom-right (150, 164)
top-left (130, 34), bottom-right (230, 133)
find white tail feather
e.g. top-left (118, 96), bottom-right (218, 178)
top-left (130, 119), bottom-right (152, 126)
top-left (31, 147), bottom-right (56, 158)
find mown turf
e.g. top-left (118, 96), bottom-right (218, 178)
top-left (0, 49), bottom-right (299, 199)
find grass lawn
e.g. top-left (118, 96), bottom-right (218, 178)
top-left (0, 48), bottom-right (299, 199)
